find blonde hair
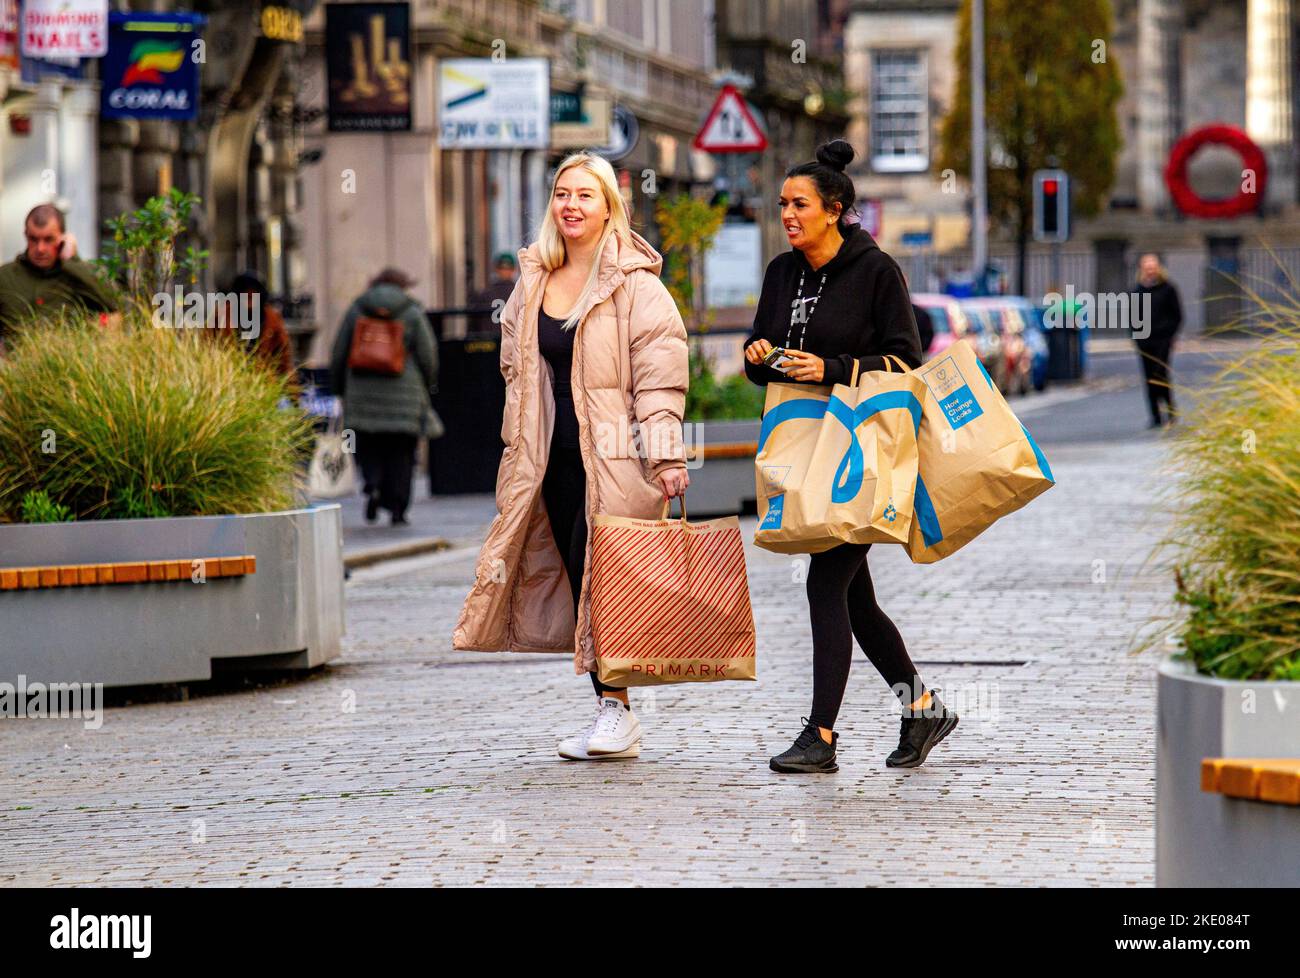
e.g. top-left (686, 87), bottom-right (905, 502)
top-left (537, 151), bottom-right (633, 331)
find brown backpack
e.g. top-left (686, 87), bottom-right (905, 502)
top-left (347, 310), bottom-right (406, 376)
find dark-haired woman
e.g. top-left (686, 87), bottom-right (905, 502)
top-left (742, 139), bottom-right (959, 774)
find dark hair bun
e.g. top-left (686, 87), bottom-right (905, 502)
top-left (815, 139), bottom-right (855, 172)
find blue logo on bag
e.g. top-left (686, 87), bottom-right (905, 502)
top-left (883, 499), bottom-right (898, 523)
top-left (757, 389), bottom-right (922, 505)
top-left (760, 493), bottom-right (785, 530)
top-left (921, 358), bottom-right (984, 431)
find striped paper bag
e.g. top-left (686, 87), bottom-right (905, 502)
top-left (589, 496), bottom-right (756, 687)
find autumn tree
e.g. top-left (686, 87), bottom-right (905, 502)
top-left (938, 0), bottom-right (1123, 292)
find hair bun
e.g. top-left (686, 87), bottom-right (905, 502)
top-left (815, 139), bottom-right (855, 172)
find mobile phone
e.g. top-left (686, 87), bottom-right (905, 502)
top-left (762, 346), bottom-right (793, 371)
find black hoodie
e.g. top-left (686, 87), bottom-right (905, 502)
top-left (741, 226), bottom-right (922, 388)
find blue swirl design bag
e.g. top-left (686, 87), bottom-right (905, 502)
top-left (753, 357), bottom-right (926, 554)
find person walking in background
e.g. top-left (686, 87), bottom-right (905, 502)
top-left (0, 205), bottom-right (119, 343)
top-left (1134, 252), bottom-right (1182, 428)
top-left (469, 252), bottom-right (518, 333)
top-left (452, 151), bottom-right (690, 763)
top-left (329, 268), bottom-right (440, 526)
top-left (211, 271), bottom-right (296, 381)
top-left (743, 138), bottom-right (958, 774)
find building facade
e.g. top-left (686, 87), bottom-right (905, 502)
top-left (846, 0), bottom-right (1300, 327)
top-left (298, 0), bottom-right (723, 361)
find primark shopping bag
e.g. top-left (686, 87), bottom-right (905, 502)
top-left (906, 340), bottom-right (1055, 563)
top-left (589, 496), bottom-right (756, 687)
top-left (753, 358), bottom-right (926, 554)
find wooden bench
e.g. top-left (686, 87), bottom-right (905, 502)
top-left (0, 556), bottom-right (256, 590)
top-left (1201, 758), bottom-right (1300, 806)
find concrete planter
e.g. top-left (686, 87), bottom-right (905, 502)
top-left (0, 506), bottom-right (345, 688)
top-left (1156, 657), bottom-right (1300, 886)
top-left (683, 418), bottom-right (760, 517)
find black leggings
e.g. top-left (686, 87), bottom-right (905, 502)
top-left (807, 542), bottom-right (924, 730)
top-left (541, 444), bottom-right (625, 696)
top-left (1137, 340), bottom-right (1174, 424)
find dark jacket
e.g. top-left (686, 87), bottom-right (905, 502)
top-left (742, 226), bottom-right (922, 387)
top-left (1134, 278), bottom-right (1182, 348)
top-left (0, 253), bottom-right (119, 338)
top-left (329, 283), bottom-right (440, 437)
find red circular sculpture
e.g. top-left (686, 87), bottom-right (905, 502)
top-left (1164, 125), bottom-right (1268, 219)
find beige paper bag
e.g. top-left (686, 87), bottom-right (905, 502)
top-left (906, 339), bottom-right (1055, 563)
top-left (753, 358), bottom-right (926, 554)
top-left (590, 496), bottom-right (757, 687)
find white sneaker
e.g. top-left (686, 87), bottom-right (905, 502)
top-left (557, 696), bottom-right (641, 760)
top-left (585, 696), bottom-right (642, 756)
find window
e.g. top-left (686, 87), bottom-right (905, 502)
top-left (870, 49), bottom-right (928, 173)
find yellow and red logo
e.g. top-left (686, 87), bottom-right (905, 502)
top-left (121, 40), bottom-right (185, 86)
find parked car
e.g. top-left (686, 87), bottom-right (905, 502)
top-left (955, 299), bottom-right (1009, 392)
top-left (910, 293), bottom-right (972, 361)
top-left (963, 296), bottom-right (1038, 396)
top-left (999, 297), bottom-right (1050, 392)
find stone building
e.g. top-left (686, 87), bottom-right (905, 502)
top-left (99, 0), bottom-right (319, 350)
top-left (298, 0), bottom-right (723, 360)
top-left (713, 0), bottom-right (851, 267)
top-left (845, 0), bottom-right (1300, 326)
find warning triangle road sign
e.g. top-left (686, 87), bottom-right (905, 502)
top-left (693, 84), bottom-right (768, 153)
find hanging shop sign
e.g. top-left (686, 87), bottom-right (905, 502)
top-left (551, 84), bottom-right (611, 149)
top-left (260, 5), bottom-right (303, 44)
top-left (439, 57), bottom-right (549, 148)
top-left (591, 105), bottom-right (639, 161)
top-left (1164, 125), bottom-right (1267, 220)
top-left (326, 2), bottom-right (411, 132)
top-left (100, 12), bottom-right (204, 121)
top-left (21, 0), bottom-right (106, 59)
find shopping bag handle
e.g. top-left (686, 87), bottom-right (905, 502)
top-left (659, 493), bottom-right (689, 523)
top-left (850, 354), bottom-right (910, 386)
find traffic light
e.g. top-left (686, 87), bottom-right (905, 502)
top-left (1033, 170), bottom-right (1070, 243)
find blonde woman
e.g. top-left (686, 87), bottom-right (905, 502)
top-left (453, 152), bottom-right (690, 760)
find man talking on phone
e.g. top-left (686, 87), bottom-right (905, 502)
top-left (0, 204), bottom-right (119, 344)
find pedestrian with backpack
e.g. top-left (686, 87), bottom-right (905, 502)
top-left (452, 151), bottom-right (690, 761)
top-left (329, 268), bottom-right (440, 526)
top-left (742, 139), bottom-right (958, 774)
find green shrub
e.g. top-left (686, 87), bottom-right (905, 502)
top-left (685, 344), bottom-right (764, 421)
top-left (19, 489), bottom-right (74, 524)
top-left (1152, 318), bottom-right (1300, 680)
top-left (0, 311), bottom-right (314, 521)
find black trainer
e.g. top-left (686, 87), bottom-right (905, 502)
top-left (886, 690), bottom-right (958, 768)
top-left (770, 717), bottom-right (839, 773)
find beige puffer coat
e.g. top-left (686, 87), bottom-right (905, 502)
top-left (452, 229), bottom-right (689, 673)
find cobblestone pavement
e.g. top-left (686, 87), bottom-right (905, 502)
top-left (1, 435), bottom-right (1173, 886)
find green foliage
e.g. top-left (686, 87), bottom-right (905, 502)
top-left (654, 194), bottom-right (726, 332)
top-left (939, 0), bottom-right (1123, 275)
top-left (19, 489), bottom-right (74, 524)
top-left (96, 188), bottom-right (208, 314)
top-left (685, 344), bottom-right (764, 421)
top-left (0, 310), bottom-right (313, 522)
top-left (1146, 309), bottom-right (1300, 680)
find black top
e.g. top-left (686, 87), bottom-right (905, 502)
top-left (537, 304), bottom-right (581, 450)
top-left (1134, 278), bottom-right (1182, 348)
top-left (742, 226), bottom-right (922, 388)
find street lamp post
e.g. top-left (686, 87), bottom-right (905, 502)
top-left (971, 0), bottom-right (988, 284)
